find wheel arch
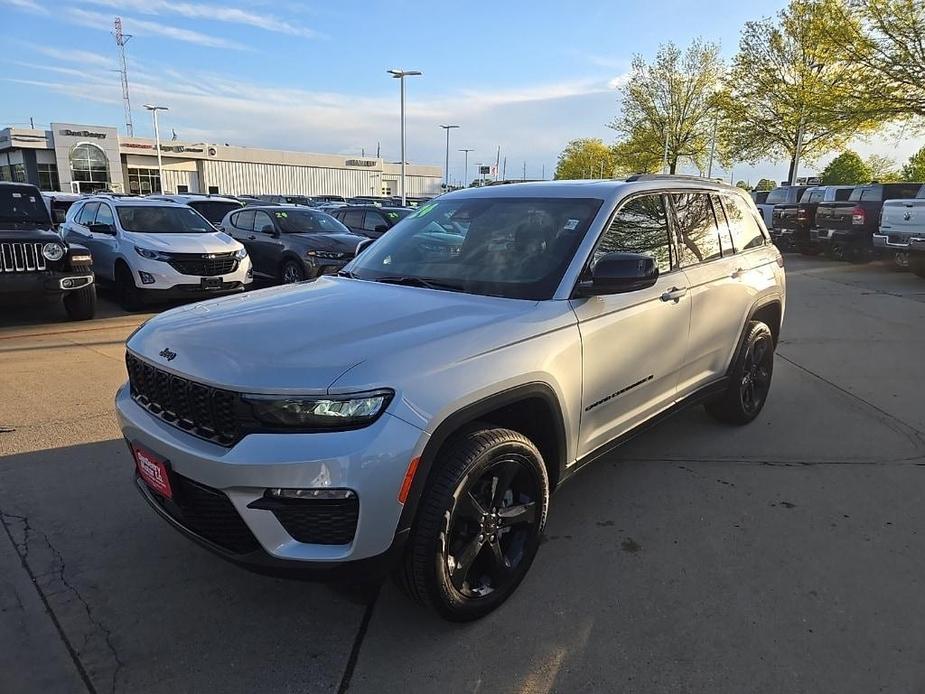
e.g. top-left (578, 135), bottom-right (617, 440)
top-left (727, 295), bottom-right (783, 376)
top-left (396, 382), bottom-right (568, 533)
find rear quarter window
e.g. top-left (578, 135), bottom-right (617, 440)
top-left (722, 194), bottom-right (766, 251)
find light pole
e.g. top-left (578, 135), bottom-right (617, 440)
top-left (439, 125), bottom-right (459, 190)
top-left (790, 61), bottom-right (824, 186)
top-left (387, 69), bottom-right (422, 206)
top-left (143, 104), bottom-right (168, 193)
top-left (459, 148), bottom-right (473, 187)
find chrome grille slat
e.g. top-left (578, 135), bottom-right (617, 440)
top-left (0, 242), bottom-right (47, 272)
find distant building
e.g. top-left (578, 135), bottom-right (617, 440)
top-left (0, 122), bottom-right (442, 197)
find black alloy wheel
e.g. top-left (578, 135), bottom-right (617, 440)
top-left (705, 320), bottom-right (775, 425)
top-left (738, 332), bottom-right (773, 417)
top-left (281, 259), bottom-right (305, 284)
top-left (445, 457), bottom-right (540, 598)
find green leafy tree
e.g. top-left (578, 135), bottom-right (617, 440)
top-left (735, 180), bottom-right (751, 189)
top-left (820, 150), bottom-right (872, 184)
top-left (554, 138), bottom-right (618, 180)
top-left (866, 153), bottom-right (901, 181)
top-left (901, 145), bottom-right (925, 181)
top-left (609, 39), bottom-right (724, 175)
top-left (755, 178), bottom-right (777, 191)
top-left (721, 0), bottom-right (882, 183)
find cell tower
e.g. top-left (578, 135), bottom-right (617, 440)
top-left (113, 17), bottom-right (134, 137)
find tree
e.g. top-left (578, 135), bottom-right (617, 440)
top-left (735, 180), bottom-right (751, 189)
top-left (825, 0), bottom-right (925, 127)
top-left (901, 145), bottom-right (925, 181)
top-left (609, 39), bottom-right (724, 175)
top-left (820, 150), bottom-right (872, 184)
top-left (721, 0), bottom-right (882, 183)
top-left (865, 153), bottom-right (901, 181)
top-left (610, 137), bottom-right (662, 176)
top-left (554, 138), bottom-right (618, 180)
top-left (755, 178), bottom-right (777, 191)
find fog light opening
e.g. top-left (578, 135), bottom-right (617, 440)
top-left (267, 488), bottom-right (355, 500)
top-left (138, 271), bottom-right (156, 285)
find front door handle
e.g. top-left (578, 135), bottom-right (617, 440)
top-left (730, 267), bottom-right (745, 279)
top-left (660, 286), bottom-right (688, 303)
top-left (248, 235), bottom-right (257, 240)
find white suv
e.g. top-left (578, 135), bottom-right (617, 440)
top-left (61, 196), bottom-right (251, 309)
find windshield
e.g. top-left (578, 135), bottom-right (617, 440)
top-left (0, 187), bottom-right (50, 226)
top-left (116, 205), bottom-right (215, 233)
top-left (273, 209), bottom-right (351, 233)
top-left (347, 196), bottom-right (604, 300)
top-left (765, 188), bottom-right (792, 204)
top-left (189, 200), bottom-right (242, 224)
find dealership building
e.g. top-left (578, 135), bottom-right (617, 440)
top-left (0, 122), bottom-right (443, 198)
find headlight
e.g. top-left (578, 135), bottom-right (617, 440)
top-left (243, 389), bottom-right (393, 429)
top-left (234, 247), bottom-right (248, 260)
top-left (42, 242), bottom-right (65, 261)
top-left (134, 246), bottom-right (168, 261)
top-left (306, 249), bottom-right (345, 260)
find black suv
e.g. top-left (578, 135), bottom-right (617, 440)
top-left (219, 206), bottom-right (364, 283)
top-left (0, 182), bottom-right (96, 320)
top-left (331, 205), bottom-right (412, 238)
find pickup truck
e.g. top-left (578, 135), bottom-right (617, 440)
top-left (873, 184), bottom-right (925, 268)
top-left (812, 182), bottom-right (923, 261)
top-left (770, 185), bottom-right (854, 254)
top-left (756, 185), bottom-right (811, 230)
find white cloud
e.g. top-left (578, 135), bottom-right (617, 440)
top-left (1, 0), bottom-right (47, 14)
top-left (66, 8), bottom-right (243, 49)
top-left (77, 0), bottom-right (322, 38)
top-left (27, 44), bottom-right (113, 68)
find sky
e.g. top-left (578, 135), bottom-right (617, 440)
top-left (2, 0), bottom-right (923, 186)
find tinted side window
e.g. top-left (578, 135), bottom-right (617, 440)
top-left (834, 188), bottom-right (853, 201)
top-left (884, 184), bottom-right (923, 200)
top-left (859, 187), bottom-right (882, 201)
top-left (363, 211), bottom-right (388, 231)
top-left (343, 210), bottom-right (364, 228)
top-left (593, 194), bottom-right (673, 273)
top-left (671, 193), bottom-right (721, 265)
top-left (254, 211), bottom-right (275, 233)
top-left (711, 195), bottom-right (735, 257)
top-left (94, 203), bottom-right (114, 226)
top-left (723, 194), bottom-right (766, 251)
top-left (234, 210), bottom-right (255, 231)
top-left (77, 202), bottom-right (99, 225)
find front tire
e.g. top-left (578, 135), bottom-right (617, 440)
top-left (280, 259), bottom-right (305, 284)
top-left (395, 427), bottom-right (549, 621)
top-left (62, 285), bottom-right (96, 320)
top-left (706, 321), bottom-right (775, 425)
top-left (115, 264), bottom-right (143, 311)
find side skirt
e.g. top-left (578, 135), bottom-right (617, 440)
top-left (558, 377), bottom-right (729, 488)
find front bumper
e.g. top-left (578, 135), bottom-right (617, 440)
top-left (0, 269), bottom-right (93, 301)
top-left (131, 255), bottom-right (252, 291)
top-left (116, 383), bottom-right (427, 575)
top-left (137, 281), bottom-right (248, 304)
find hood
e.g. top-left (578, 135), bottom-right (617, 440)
top-left (0, 226), bottom-right (60, 241)
top-left (288, 232), bottom-right (364, 253)
top-left (126, 231), bottom-right (242, 254)
top-left (126, 276), bottom-right (543, 393)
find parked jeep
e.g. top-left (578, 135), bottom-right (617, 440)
top-left (0, 182), bottom-right (96, 321)
top-left (118, 175), bottom-right (785, 620)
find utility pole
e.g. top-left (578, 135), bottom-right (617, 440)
top-left (114, 17), bottom-right (134, 137)
top-left (791, 61), bottom-right (824, 185)
top-left (143, 105), bottom-right (168, 192)
top-left (495, 146), bottom-right (501, 181)
top-left (502, 156), bottom-right (507, 180)
top-left (542, 163), bottom-right (545, 180)
top-left (459, 148), bottom-right (473, 187)
top-left (439, 124), bottom-right (459, 190)
top-left (387, 69), bottom-right (422, 206)
top-left (661, 127), bottom-right (670, 175)
top-left (707, 117), bottom-right (717, 179)
top-left (523, 161), bottom-right (527, 181)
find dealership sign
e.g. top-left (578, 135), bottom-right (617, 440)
top-left (346, 159), bottom-right (376, 167)
top-left (60, 129), bottom-right (106, 139)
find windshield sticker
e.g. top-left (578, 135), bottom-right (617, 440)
top-left (564, 218), bottom-right (580, 231)
top-left (412, 202), bottom-right (437, 218)
top-left (386, 212), bottom-right (399, 219)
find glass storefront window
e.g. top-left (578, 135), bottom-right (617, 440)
top-left (69, 143), bottom-right (110, 189)
top-left (127, 168), bottom-right (162, 195)
top-left (38, 163), bottom-right (60, 191)
top-left (10, 163), bottom-right (26, 183)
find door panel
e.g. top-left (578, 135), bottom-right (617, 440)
top-left (573, 193), bottom-right (691, 458)
top-left (90, 203), bottom-right (119, 281)
top-left (250, 210), bottom-right (284, 276)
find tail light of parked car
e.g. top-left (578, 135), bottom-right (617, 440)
top-left (851, 206), bottom-right (866, 225)
top-left (797, 208), bottom-right (809, 221)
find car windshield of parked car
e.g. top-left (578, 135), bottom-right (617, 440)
top-left (0, 187), bottom-right (50, 226)
top-left (764, 188), bottom-right (791, 204)
top-left (347, 196), bottom-right (604, 300)
top-left (273, 209), bottom-right (351, 234)
top-left (189, 201), bottom-right (242, 224)
top-left (116, 206), bottom-right (215, 233)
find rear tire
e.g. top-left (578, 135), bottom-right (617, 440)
top-left (910, 255), bottom-right (925, 279)
top-left (892, 251), bottom-right (910, 272)
top-left (62, 285), bottom-right (96, 320)
top-left (395, 426), bottom-right (549, 621)
top-left (115, 264), bottom-right (143, 311)
top-left (706, 321), bottom-right (774, 425)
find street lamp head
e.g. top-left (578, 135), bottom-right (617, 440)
top-left (143, 104), bottom-right (168, 112)
top-left (387, 69), bottom-right (422, 78)
top-left (440, 124), bottom-right (460, 130)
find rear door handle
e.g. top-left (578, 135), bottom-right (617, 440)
top-left (248, 235), bottom-right (257, 240)
top-left (731, 267), bottom-right (745, 279)
top-left (660, 286), bottom-right (688, 302)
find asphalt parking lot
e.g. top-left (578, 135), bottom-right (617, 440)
top-left (2, 256), bottom-right (925, 694)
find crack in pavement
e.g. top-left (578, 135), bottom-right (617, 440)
top-left (0, 509), bottom-right (123, 694)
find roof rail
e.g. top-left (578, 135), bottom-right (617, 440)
top-left (624, 173), bottom-right (726, 184)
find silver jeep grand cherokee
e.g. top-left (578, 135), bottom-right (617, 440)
top-left (117, 176), bottom-right (785, 621)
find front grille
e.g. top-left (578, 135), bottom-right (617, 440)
top-left (270, 497), bottom-right (359, 545)
top-left (1, 242), bottom-right (46, 272)
top-left (126, 353), bottom-right (241, 446)
top-left (167, 253), bottom-right (238, 277)
top-left (152, 474), bottom-right (260, 554)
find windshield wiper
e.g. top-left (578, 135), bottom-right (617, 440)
top-left (336, 269), bottom-right (358, 278)
top-left (373, 275), bottom-right (465, 292)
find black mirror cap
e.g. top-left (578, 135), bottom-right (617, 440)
top-left (374, 224), bottom-right (389, 233)
top-left (578, 252), bottom-right (659, 296)
top-left (89, 223), bottom-right (115, 235)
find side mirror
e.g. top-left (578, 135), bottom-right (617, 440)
top-left (260, 224), bottom-right (277, 235)
top-left (88, 223), bottom-right (115, 235)
top-left (374, 224), bottom-right (389, 234)
top-left (355, 238), bottom-right (375, 256)
top-left (577, 252), bottom-right (658, 296)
